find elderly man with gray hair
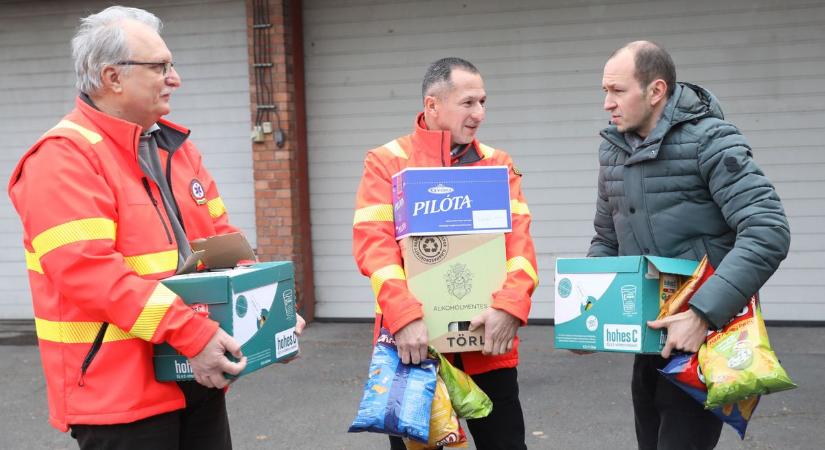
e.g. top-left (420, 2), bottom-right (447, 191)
top-left (7, 6), bottom-right (303, 449)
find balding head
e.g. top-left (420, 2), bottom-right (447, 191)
top-left (609, 40), bottom-right (676, 98)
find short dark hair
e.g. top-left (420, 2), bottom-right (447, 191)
top-left (612, 41), bottom-right (676, 97)
top-left (422, 57), bottom-right (480, 98)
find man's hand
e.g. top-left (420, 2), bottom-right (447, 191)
top-left (469, 308), bottom-right (520, 356)
top-left (569, 349), bottom-right (594, 356)
top-left (394, 319), bottom-right (429, 365)
top-left (647, 309), bottom-right (709, 359)
top-left (189, 328), bottom-right (247, 389)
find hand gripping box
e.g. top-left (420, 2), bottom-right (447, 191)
top-left (392, 166), bottom-right (511, 239)
top-left (153, 261), bottom-right (300, 381)
top-left (554, 256), bottom-right (698, 354)
top-left (401, 234), bottom-right (506, 353)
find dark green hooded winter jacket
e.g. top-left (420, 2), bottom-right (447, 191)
top-left (588, 82), bottom-right (790, 328)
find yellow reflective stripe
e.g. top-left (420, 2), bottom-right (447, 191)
top-left (124, 249), bottom-right (178, 276)
top-left (353, 204), bottom-right (394, 225)
top-left (35, 318), bottom-right (135, 344)
top-left (129, 283), bottom-right (177, 340)
top-left (49, 120), bottom-right (103, 144)
top-left (207, 197), bottom-right (226, 219)
top-left (510, 199), bottom-right (531, 216)
top-left (25, 250), bottom-right (43, 274)
top-left (506, 256), bottom-right (539, 287)
top-left (383, 139), bottom-right (408, 159)
top-left (370, 264), bottom-right (406, 299)
top-left (31, 218), bottom-right (116, 258)
top-left (478, 143), bottom-right (496, 159)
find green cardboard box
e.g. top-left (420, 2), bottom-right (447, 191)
top-left (554, 256), bottom-right (698, 353)
top-left (154, 261), bottom-right (299, 381)
top-left (401, 234), bottom-right (506, 353)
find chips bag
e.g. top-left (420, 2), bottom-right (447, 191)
top-left (403, 376), bottom-right (468, 449)
top-left (699, 297), bottom-right (796, 409)
top-left (432, 350), bottom-right (493, 419)
top-left (660, 353), bottom-right (759, 439)
top-left (349, 329), bottom-right (438, 443)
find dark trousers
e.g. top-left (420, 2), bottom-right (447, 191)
top-left (632, 354), bottom-right (723, 450)
top-left (70, 382), bottom-right (231, 450)
top-left (390, 365), bottom-right (526, 450)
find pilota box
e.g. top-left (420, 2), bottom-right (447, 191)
top-left (401, 234), bottom-right (506, 353)
top-left (392, 166), bottom-right (511, 240)
top-left (154, 261), bottom-right (300, 381)
top-left (554, 256), bottom-right (698, 354)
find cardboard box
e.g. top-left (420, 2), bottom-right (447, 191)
top-left (401, 234), bottom-right (506, 353)
top-left (554, 256), bottom-right (698, 354)
top-left (392, 166), bottom-right (511, 239)
top-left (153, 261), bottom-right (300, 381)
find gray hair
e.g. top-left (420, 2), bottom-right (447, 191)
top-left (72, 6), bottom-right (163, 94)
top-left (422, 57), bottom-right (480, 99)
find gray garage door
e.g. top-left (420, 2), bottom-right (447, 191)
top-left (303, 0), bottom-right (825, 321)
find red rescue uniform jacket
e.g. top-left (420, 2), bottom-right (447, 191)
top-left (353, 113), bottom-right (538, 375)
top-left (8, 97), bottom-right (237, 431)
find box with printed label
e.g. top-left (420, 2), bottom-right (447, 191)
top-left (554, 256), bottom-right (699, 354)
top-left (392, 166), bottom-right (511, 240)
top-left (153, 261), bottom-right (300, 381)
top-left (401, 233), bottom-right (506, 353)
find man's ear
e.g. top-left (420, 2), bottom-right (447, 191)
top-left (648, 79), bottom-right (667, 107)
top-left (423, 95), bottom-right (438, 115)
top-left (100, 65), bottom-right (123, 94)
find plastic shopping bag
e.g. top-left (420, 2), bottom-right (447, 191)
top-left (432, 350), bottom-right (492, 419)
top-left (348, 329), bottom-right (438, 443)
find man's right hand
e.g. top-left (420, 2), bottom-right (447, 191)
top-left (394, 319), bottom-right (429, 365)
top-left (189, 328), bottom-right (247, 389)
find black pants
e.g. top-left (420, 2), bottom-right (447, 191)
top-left (390, 364), bottom-right (526, 450)
top-left (632, 354), bottom-right (723, 450)
top-left (70, 382), bottom-right (231, 450)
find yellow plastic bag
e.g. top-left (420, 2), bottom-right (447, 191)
top-left (699, 297), bottom-right (796, 409)
top-left (404, 376), bottom-right (468, 449)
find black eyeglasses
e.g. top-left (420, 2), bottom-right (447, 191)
top-left (115, 61), bottom-right (174, 76)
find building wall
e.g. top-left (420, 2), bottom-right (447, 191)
top-left (302, 0), bottom-right (825, 321)
top-left (0, 0), bottom-right (255, 318)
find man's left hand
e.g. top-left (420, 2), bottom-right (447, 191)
top-left (469, 308), bottom-right (520, 356)
top-left (647, 309), bottom-right (709, 359)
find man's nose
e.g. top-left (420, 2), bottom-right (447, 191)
top-left (166, 66), bottom-right (181, 87)
top-left (471, 103), bottom-right (485, 121)
top-left (604, 94), bottom-right (616, 111)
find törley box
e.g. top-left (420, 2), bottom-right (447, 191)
top-left (392, 166), bottom-right (511, 239)
top-left (554, 256), bottom-right (699, 354)
top-left (401, 233), bottom-right (506, 353)
top-left (153, 261), bottom-right (300, 381)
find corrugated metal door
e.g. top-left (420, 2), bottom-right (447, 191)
top-left (0, 0), bottom-right (254, 318)
top-left (303, 0), bottom-right (825, 321)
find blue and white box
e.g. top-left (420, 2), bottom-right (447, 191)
top-left (392, 166), bottom-right (511, 240)
top-left (554, 256), bottom-right (699, 354)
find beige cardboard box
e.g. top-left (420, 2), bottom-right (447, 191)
top-left (400, 234), bottom-right (506, 352)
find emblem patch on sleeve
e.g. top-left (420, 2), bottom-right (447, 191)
top-left (190, 179), bottom-right (207, 205)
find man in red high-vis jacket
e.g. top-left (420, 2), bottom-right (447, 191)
top-left (353, 57), bottom-right (538, 450)
top-left (8, 6), bottom-right (303, 450)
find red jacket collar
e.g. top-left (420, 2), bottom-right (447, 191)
top-left (410, 112), bottom-right (483, 166)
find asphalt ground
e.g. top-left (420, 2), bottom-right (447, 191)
top-left (0, 321), bottom-right (822, 450)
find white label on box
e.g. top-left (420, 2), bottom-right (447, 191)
top-left (472, 209), bottom-right (507, 229)
top-left (275, 327), bottom-right (299, 358)
top-left (603, 324), bottom-right (642, 351)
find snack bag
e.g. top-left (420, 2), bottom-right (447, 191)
top-left (349, 329), bottom-right (438, 443)
top-left (432, 350), bottom-right (492, 419)
top-left (403, 376), bottom-right (468, 449)
top-left (660, 353), bottom-right (759, 439)
top-left (657, 256), bottom-right (713, 320)
top-left (699, 297), bottom-right (796, 409)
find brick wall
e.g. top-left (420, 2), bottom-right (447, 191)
top-left (245, 0), bottom-right (314, 320)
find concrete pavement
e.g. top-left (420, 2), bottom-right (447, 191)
top-left (0, 321), bottom-right (822, 449)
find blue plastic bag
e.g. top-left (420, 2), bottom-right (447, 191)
top-left (348, 329), bottom-right (438, 443)
top-left (660, 353), bottom-right (759, 439)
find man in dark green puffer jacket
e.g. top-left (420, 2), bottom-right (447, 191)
top-left (588, 41), bottom-right (790, 449)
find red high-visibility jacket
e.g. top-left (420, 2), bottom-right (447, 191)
top-left (352, 113), bottom-right (538, 375)
top-left (7, 97), bottom-right (237, 431)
